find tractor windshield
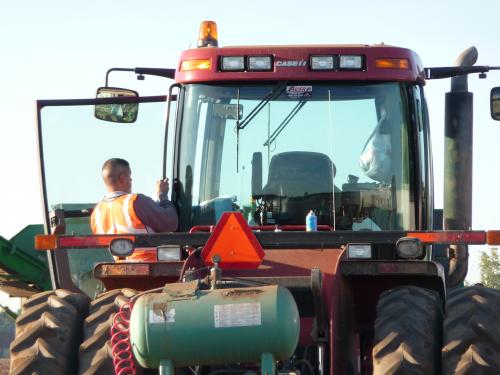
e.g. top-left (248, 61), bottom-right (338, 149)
top-left (176, 83), bottom-right (416, 231)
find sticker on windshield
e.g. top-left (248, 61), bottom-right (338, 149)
top-left (286, 86), bottom-right (312, 99)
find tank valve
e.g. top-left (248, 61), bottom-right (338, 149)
top-left (210, 255), bottom-right (222, 289)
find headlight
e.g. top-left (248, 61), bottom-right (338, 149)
top-left (157, 245), bottom-right (182, 262)
top-left (396, 237), bottom-right (424, 259)
top-left (109, 238), bottom-right (134, 257)
top-left (346, 244), bottom-right (372, 259)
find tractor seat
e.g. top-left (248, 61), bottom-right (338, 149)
top-left (262, 151), bottom-right (335, 225)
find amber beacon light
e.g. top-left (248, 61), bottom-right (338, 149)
top-left (198, 21), bottom-right (218, 48)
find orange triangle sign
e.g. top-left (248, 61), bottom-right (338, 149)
top-left (201, 212), bottom-right (264, 269)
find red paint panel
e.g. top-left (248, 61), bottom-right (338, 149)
top-left (224, 248), bottom-right (344, 374)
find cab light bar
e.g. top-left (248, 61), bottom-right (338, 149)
top-left (375, 58), bottom-right (410, 69)
top-left (34, 234), bottom-right (135, 250)
top-left (180, 59), bottom-right (211, 71)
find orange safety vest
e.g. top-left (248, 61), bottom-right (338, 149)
top-left (91, 193), bottom-right (157, 262)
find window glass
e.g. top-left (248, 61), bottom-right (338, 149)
top-left (178, 83), bottom-right (414, 231)
top-left (40, 98), bottom-right (167, 296)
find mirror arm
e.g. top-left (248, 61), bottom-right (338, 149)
top-left (134, 67), bottom-right (176, 80)
top-left (105, 68), bottom-right (135, 87)
top-left (424, 65), bottom-right (500, 80)
top-left (105, 67), bottom-right (175, 87)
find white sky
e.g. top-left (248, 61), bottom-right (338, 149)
top-left (1, 1), bottom-right (499, 308)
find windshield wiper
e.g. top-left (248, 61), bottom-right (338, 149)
top-left (263, 100), bottom-right (307, 146)
top-left (237, 81), bottom-right (288, 130)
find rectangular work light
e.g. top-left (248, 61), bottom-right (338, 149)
top-left (339, 55), bottom-right (364, 70)
top-left (157, 245), bottom-right (182, 262)
top-left (248, 56), bottom-right (273, 71)
top-left (346, 244), bottom-right (372, 259)
top-left (221, 56), bottom-right (245, 71)
top-left (310, 56), bottom-right (335, 70)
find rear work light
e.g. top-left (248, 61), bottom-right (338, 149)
top-left (346, 244), bottom-right (372, 259)
top-left (310, 56), bottom-right (334, 70)
top-left (375, 58), bottom-right (410, 69)
top-left (339, 55), bottom-right (364, 70)
top-left (157, 245), bottom-right (182, 261)
top-left (221, 56), bottom-right (245, 71)
top-left (248, 56), bottom-right (273, 71)
top-left (109, 238), bottom-right (135, 258)
top-left (396, 237), bottom-right (424, 259)
top-left (180, 59), bottom-right (211, 71)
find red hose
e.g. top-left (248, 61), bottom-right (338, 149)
top-left (111, 302), bottom-right (136, 375)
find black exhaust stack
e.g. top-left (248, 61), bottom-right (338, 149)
top-left (443, 46), bottom-right (477, 287)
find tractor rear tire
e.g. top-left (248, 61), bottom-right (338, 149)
top-left (9, 289), bottom-right (90, 375)
top-left (442, 285), bottom-right (500, 374)
top-left (78, 288), bottom-right (138, 375)
top-left (372, 285), bottom-right (442, 375)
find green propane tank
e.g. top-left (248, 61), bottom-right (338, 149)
top-left (130, 283), bottom-right (299, 371)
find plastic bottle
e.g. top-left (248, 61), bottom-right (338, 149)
top-left (306, 210), bottom-right (317, 232)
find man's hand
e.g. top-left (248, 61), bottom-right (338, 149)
top-left (156, 178), bottom-right (170, 195)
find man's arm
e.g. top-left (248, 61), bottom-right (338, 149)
top-left (133, 193), bottom-right (178, 232)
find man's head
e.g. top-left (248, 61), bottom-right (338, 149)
top-left (101, 158), bottom-right (132, 193)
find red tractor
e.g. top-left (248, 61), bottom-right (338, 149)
top-left (9, 21), bottom-right (500, 374)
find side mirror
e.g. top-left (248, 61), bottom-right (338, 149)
top-left (95, 87), bottom-right (139, 123)
top-left (491, 87), bottom-right (500, 121)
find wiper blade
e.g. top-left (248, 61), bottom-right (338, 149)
top-left (237, 81), bottom-right (288, 130)
top-left (263, 101), bottom-right (307, 146)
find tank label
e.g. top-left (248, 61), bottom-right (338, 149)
top-left (214, 302), bottom-right (262, 328)
top-left (149, 308), bottom-right (176, 323)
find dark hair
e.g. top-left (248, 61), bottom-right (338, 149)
top-left (102, 158), bottom-right (129, 172)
